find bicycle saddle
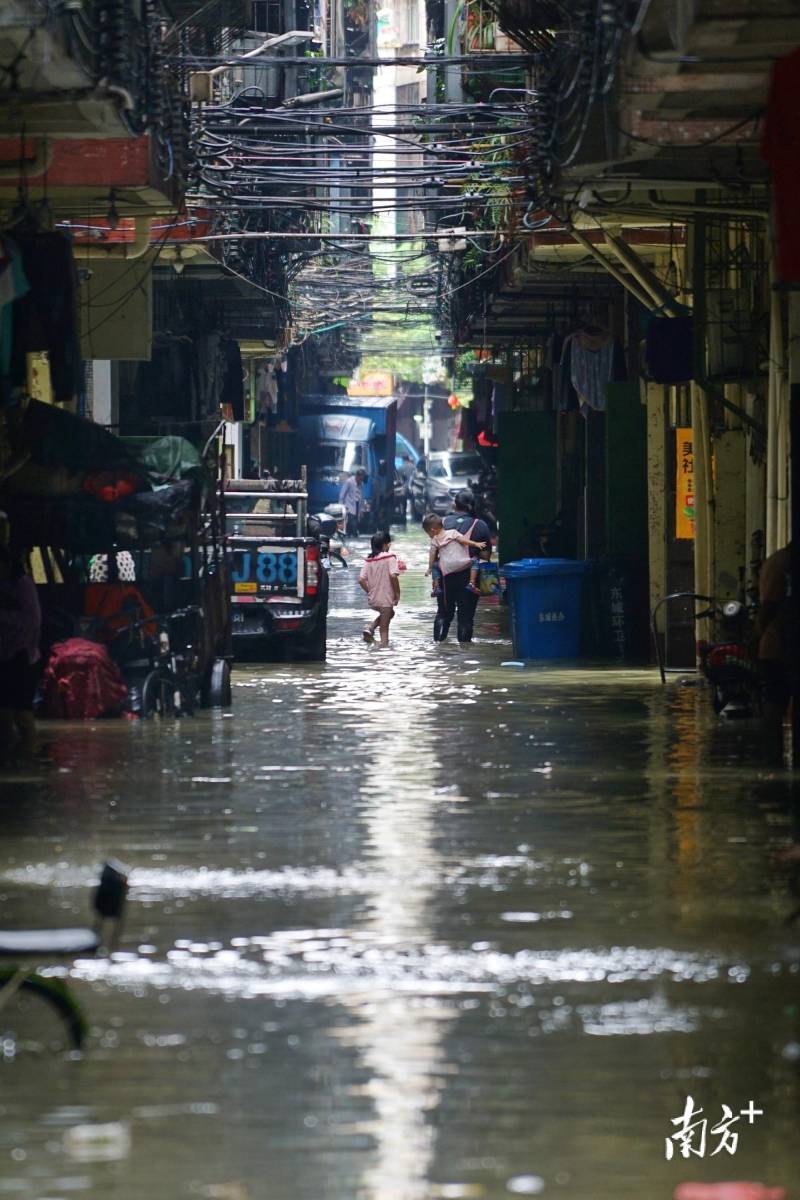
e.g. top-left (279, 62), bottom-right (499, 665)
top-left (0, 860), bottom-right (129, 958)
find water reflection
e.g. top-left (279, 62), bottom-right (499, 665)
top-left (0, 529), bottom-right (798, 1200)
top-left (344, 674), bottom-right (455, 1199)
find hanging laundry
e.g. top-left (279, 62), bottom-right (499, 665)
top-left (220, 337), bottom-right (244, 421)
top-left (9, 232), bottom-right (82, 405)
top-left (564, 327), bottom-right (625, 412)
top-left (645, 315), bottom-right (694, 384)
top-left (762, 46), bottom-right (800, 282)
top-left (195, 332), bottom-right (220, 419)
top-left (0, 237), bottom-right (29, 384)
top-left (257, 361), bottom-right (278, 415)
top-left (88, 551), bottom-right (137, 583)
top-left (545, 331), bottom-right (578, 412)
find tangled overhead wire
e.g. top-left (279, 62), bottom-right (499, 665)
top-left (160, 0), bottom-right (648, 348)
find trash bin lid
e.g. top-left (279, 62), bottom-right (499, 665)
top-left (500, 557), bottom-right (591, 577)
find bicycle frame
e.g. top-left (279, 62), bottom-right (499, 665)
top-left (108, 605), bottom-right (202, 718)
top-left (0, 862), bottom-right (128, 1050)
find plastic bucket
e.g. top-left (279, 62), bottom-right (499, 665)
top-left (500, 558), bottom-right (591, 659)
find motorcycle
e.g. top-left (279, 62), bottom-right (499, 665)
top-left (696, 598), bottom-right (760, 718)
top-left (652, 591), bottom-right (761, 719)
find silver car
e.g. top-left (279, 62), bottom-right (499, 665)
top-left (409, 451), bottom-right (484, 520)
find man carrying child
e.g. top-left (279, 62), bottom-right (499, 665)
top-left (423, 489), bottom-right (493, 644)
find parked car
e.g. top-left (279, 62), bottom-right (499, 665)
top-left (408, 451), bottom-right (485, 520)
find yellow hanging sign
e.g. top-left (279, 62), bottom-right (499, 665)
top-left (675, 427), bottom-right (695, 540)
top-left (347, 371), bottom-right (394, 397)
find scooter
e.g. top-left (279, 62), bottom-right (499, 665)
top-left (322, 503), bottom-right (349, 569)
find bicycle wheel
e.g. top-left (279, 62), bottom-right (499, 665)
top-left (0, 973), bottom-right (88, 1054)
top-left (179, 672), bottom-right (197, 717)
top-left (141, 670), bottom-right (178, 718)
top-left (203, 658), bottom-right (231, 708)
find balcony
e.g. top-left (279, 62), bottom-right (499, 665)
top-left (0, 1), bottom-right (192, 217)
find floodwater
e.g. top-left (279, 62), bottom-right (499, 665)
top-left (1, 527), bottom-right (798, 1200)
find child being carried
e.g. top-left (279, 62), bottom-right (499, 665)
top-left (422, 514), bottom-right (487, 595)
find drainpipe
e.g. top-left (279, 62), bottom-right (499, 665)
top-left (689, 205), bottom-right (714, 642)
top-left (72, 216), bottom-right (154, 261)
top-left (766, 235), bottom-right (782, 555)
top-left (692, 381), bottom-right (714, 636)
top-left (779, 294), bottom-right (796, 549)
top-left (601, 228), bottom-right (684, 316)
top-left (792, 300), bottom-right (800, 768)
top-left (566, 224), bottom-right (656, 310)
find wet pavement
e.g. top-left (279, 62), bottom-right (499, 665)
top-left (1, 527), bottom-right (799, 1200)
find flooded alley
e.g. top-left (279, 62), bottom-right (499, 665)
top-left (1, 529), bottom-right (798, 1200)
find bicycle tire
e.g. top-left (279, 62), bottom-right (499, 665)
top-left (141, 670), bottom-right (178, 718)
top-left (0, 973), bottom-right (88, 1051)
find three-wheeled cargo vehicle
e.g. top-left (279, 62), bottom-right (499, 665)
top-left (0, 400), bottom-right (232, 718)
top-left (225, 474), bottom-right (334, 661)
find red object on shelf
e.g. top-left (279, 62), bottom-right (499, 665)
top-left (83, 471), bottom-right (140, 502)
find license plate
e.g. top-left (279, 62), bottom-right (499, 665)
top-left (231, 547), bottom-right (300, 594)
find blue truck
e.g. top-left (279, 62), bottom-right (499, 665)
top-left (298, 395), bottom-right (397, 533)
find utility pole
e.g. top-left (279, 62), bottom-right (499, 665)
top-left (423, 381), bottom-right (431, 455)
top-left (443, 0), bottom-right (463, 103)
top-left (421, 356), bottom-right (441, 454)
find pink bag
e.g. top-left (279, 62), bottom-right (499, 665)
top-left (436, 521), bottom-right (477, 576)
top-left (41, 638), bottom-right (128, 719)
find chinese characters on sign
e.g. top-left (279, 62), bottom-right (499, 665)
top-left (675, 426), bottom-right (695, 540)
top-left (665, 1097), bottom-right (764, 1160)
top-left (609, 583), bottom-right (626, 657)
top-left (537, 611), bottom-right (565, 623)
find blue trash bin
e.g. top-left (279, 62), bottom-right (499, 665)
top-left (500, 558), bottom-right (591, 659)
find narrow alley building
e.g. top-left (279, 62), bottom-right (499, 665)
top-left (0, 4), bottom-right (798, 1200)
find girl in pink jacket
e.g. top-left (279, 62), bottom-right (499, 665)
top-left (358, 531), bottom-right (401, 648)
